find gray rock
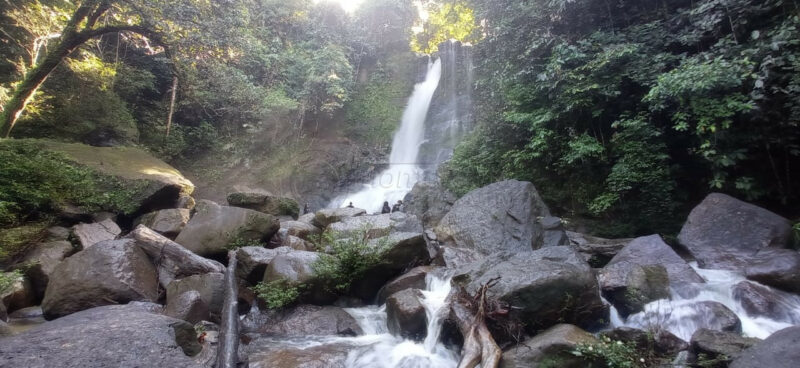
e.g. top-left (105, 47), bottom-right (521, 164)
top-left (242, 304), bottom-right (362, 336)
top-left (690, 328), bottom-right (760, 366)
top-left (0, 272), bottom-right (36, 314)
top-left (227, 191), bottom-right (300, 218)
top-left (166, 273), bottom-right (225, 322)
top-left (282, 235), bottom-right (314, 251)
top-left (176, 195), bottom-right (196, 210)
top-left (134, 208), bottom-right (191, 238)
top-left (402, 181), bottom-right (457, 228)
top-left (236, 246), bottom-right (292, 283)
top-left (386, 289), bottom-right (427, 341)
top-left (263, 250), bottom-right (320, 284)
top-left (16, 240), bottom-right (75, 299)
top-left (598, 264), bottom-right (670, 317)
top-left (71, 219), bottom-right (121, 249)
top-left (435, 180), bottom-right (551, 254)
top-left (732, 281), bottom-right (800, 323)
top-left (678, 193), bottom-right (792, 270)
top-left (350, 232), bottom-right (431, 301)
top-left (245, 338), bottom-right (353, 368)
top-left (730, 326), bottom-right (800, 368)
top-left (313, 207), bottom-right (367, 228)
top-left (281, 221), bottom-right (322, 240)
top-left (41, 239), bottom-right (158, 319)
top-left (0, 304), bottom-right (207, 367)
top-left (0, 320), bottom-right (12, 336)
top-left (165, 290), bottom-right (209, 324)
top-left (500, 324), bottom-right (599, 368)
top-left (600, 327), bottom-right (688, 355)
top-left (744, 248), bottom-right (800, 294)
top-left (298, 213), bottom-right (316, 224)
top-left (327, 212), bottom-right (422, 240)
top-left (432, 245), bottom-right (480, 269)
top-left (174, 200), bottom-right (279, 257)
top-left (453, 246), bottom-right (607, 333)
top-left (43, 226), bottom-right (70, 241)
top-left (601, 235), bottom-right (704, 292)
top-left (566, 231), bottom-right (632, 267)
top-left (540, 216), bottom-right (570, 247)
top-left (377, 266), bottom-right (434, 305)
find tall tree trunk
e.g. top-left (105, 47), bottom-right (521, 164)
top-left (165, 76), bottom-right (179, 137)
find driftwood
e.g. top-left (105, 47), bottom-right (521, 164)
top-left (217, 251), bottom-right (240, 368)
top-left (453, 277), bottom-right (504, 368)
top-left (125, 225), bottom-right (225, 287)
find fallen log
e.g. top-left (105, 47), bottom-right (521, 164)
top-left (217, 250), bottom-right (240, 368)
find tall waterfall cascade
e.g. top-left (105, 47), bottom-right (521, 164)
top-left (330, 40), bottom-right (474, 212)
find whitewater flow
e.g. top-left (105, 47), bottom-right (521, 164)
top-left (330, 59), bottom-right (442, 213)
top-left (609, 262), bottom-right (800, 341)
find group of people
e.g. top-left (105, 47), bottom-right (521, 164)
top-left (302, 199), bottom-right (404, 215)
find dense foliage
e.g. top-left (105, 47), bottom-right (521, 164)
top-left (443, 0), bottom-right (800, 236)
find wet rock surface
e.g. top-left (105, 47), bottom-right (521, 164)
top-left (730, 326), bottom-right (800, 368)
top-left (242, 304), bottom-right (362, 337)
top-left (500, 324), bottom-right (599, 368)
top-left (386, 288), bottom-right (427, 341)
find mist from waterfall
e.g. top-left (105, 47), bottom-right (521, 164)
top-left (329, 58), bottom-right (442, 213)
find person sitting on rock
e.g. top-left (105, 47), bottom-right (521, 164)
top-left (391, 200), bottom-right (403, 213)
top-left (381, 201), bottom-right (391, 214)
top-left (303, 202), bottom-right (310, 214)
top-left (346, 202), bottom-right (354, 208)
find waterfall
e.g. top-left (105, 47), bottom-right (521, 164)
top-left (329, 59), bottom-right (442, 213)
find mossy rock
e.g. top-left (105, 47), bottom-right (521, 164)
top-left (0, 222), bottom-right (49, 266)
top-left (226, 192), bottom-right (299, 218)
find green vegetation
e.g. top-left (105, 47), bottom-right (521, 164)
top-left (345, 62), bottom-right (414, 146)
top-left (0, 222), bottom-right (48, 264)
top-left (572, 337), bottom-right (645, 368)
top-left (252, 279), bottom-right (304, 310)
top-left (0, 270), bottom-right (24, 294)
top-left (412, 1), bottom-right (481, 54)
top-left (442, 0), bottom-right (800, 236)
top-left (311, 229), bottom-right (390, 293)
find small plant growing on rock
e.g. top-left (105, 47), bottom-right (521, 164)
top-left (311, 228), bottom-right (389, 293)
top-left (571, 336), bottom-right (644, 368)
top-left (0, 269), bottom-right (23, 295)
top-left (252, 279), bottom-right (303, 309)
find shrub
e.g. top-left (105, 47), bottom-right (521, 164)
top-left (572, 337), bottom-right (645, 368)
top-left (252, 279), bottom-right (303, 310)
top-left (311, 228), bottom-right (390, 293)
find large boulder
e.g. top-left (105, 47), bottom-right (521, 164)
top-left (41, 141), bottom-right (195, 215)
top-left (41, 239), bottom-right (158, 319)
top-left (15, 240), bottom-right (75, 299)
top-left (377, 266), bottom-right (434, 305)
top-left (245, 338), bottom-right (353, 368)
top-left (327, 212), bottom-right (423, 240)
top-left (174, 200), bottom-right (279, 257)
top-left (732, 281), bottom-right (800, 324)
top-left (164, 290), bottom-right (209, 324)
top-left (402, 181), bottom-right (457, 228)
top-left (432, 246), bottom-right (480, 269)
top-left (452, 246), bottom-right (607, 333)
top-left (165, 273), bottom-right (225, 322)
top-left (744, 248), bottom-right (800, 294)
top-left (690, 328), bottom-right (760, 366)
top-left (566, 231), bottom-right (632, 267)
top-left (242, 304), bottom-right (362, 336)
top-left (678, 193), bottom-right (792, 270)
top-left (349, 232), bottom-right (432, 301)
top-left (71, 219), bottom-right (121, 250)
top-left (134, 209), bottom-right (191, 238)
top-left (598, 264), bottom-right (670, 317)
top-left (600, 235), bottom-right (704, 294)
top-left (730, 326), bottom-right (800, 368)
top-left (313, 207), bottom-right (367, 228)
top-left (227, 191), bottom-right (300, 218)
top-left (0, 304), bottom-right (208, 367)
top-left (236, 246), bottom-right (292, 284)
top-left (540, 216), bottom-right (570, 247)
top-left (263, 250), bottom-right (320, 284)
top-left (435, 180), bottom-right (552, 254)
top-left (385, 288), bottom-right (427, 341)
top-left (500, 324), bottom-right (599, 368)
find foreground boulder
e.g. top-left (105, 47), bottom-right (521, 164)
top-left (227, 191), bottom-right (300, 218)
top-left (435, 180), bottom-right (553, 254)
top-left (0, 305), bottom-right (207, 367)
top-left (732, 281), bottom-right (800, 324)
top-left (690, 328), bottom-right (760, 366)
top-left (42, 239), bottom-right (158, 319)
top-left (174, 200), bottom-right (279, 257)
top-left (744, 248), bottom-right (800, 294)
top-left (377, 266), bottom-right (434, 304)
top-left (166, 273), bottom-right (225, 322)
top-left (134, 209), bottom-right (191, 238)
top-left (349, 232), bottom-right (432, 301)
top-left (242, 304), bottom-right (362, 336)
top-left (165, 290), bottom-right (209, 324)
top-left (500, 324), bottom-right (599, 368)
top-left (245, 338), bottom-right (353, 368)
top-left (312, 207), bottom-right (367, 228)
top-left (730, 326), bottom-right (800, 368)
top-left (453, 246), bottom-right (607, 333)
top-left (263, 250), bottom-right (320, 284)
top-left (599, 264), bottom-right (670, 317)
top-left (71, 219), bottom-right (121, 250)
top-left (678, 193), bottom-right (792, 270)
top-left (236, 246), bottom-right (292, 284)
top-left (15, 240), bottom-right (75, 299)
top-left (402, 181), bottom-right (457, 228)
top-left (386, 289), bottom-right (427, 341)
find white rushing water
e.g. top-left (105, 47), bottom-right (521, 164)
top-left (343, 272), bottom-right (459, 368)
top-left (609, 262), bottom-right (800, 341)
top-left (330, 59), bottom-right (442, 213)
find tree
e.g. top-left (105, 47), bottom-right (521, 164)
top-left (411, 1), bottom-right (480, 54)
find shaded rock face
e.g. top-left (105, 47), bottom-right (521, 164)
top-left (690, 328), bottom-right (760, 366)
top-left (350, 232), bottom-right (432, 301)
top-left (0, 273), bottom-right (36, 314)
top-left (174, 200), bottom-right (279, 257)
top-left (598, 264), bottom-right (670, 317)
top-left (601, 235), bottom-right (704, 292)
top-left (566, 231), bottom-right (632, 267)
top-left (227, 192), bottom-right (300, 219)
top-left (600, 327), bottom-right (688, 356)
top-left (732, 281), bottom-right (800, 324)
top-left (678, 193), bottom-right (792, 270)
top-left (242, 305), bottom-right (362, 337)
top-left (236, 246), bottom-right (292, 284)
top-left (540, 216), bottom-right (570, 247)
top-left (134, 209), bottom-right (191, 238)
top-left (0, 305), bottom-right (206, 368)
top-left (453, 246), bottom-right (607, 333)
top-left (71, 219), bottom-right (121, 250)
top-left (313, 207), bottom-right (367, 228)
top-left (165, 273), bottom-right (225, 322)
top-left (386, 289), bottom-right (427, 341)
top-left (435, 180), bottom-right (552, 254)
top-left (402, 181), bottom-right (457, 228)
top-left (377, 266), bottom-right (433, 305)
top-left (432, 246), bottom-right (480, 269)
top-left (500, 324), bottom-right (599, 368)
top-left (744, 248), bottom-right (800, 294)
top-left (245, 339), bottom-right (353, 368)
top-left (730, 326), bottom-right (800, 368)
top-left (16, 240), bottom-right (75, 299)
top-left (165, 290), bottom-right (209, 324)
top-left (42, 239), bottom-right (158, 320)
